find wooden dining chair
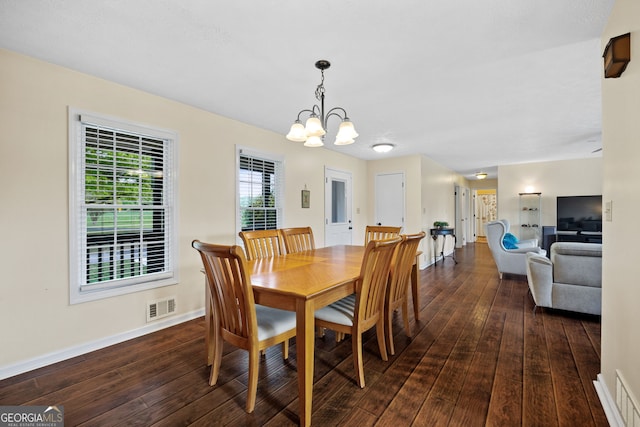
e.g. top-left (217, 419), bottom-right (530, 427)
top-left (385, 231), bottom-right (426, 355)
top-left (280, 226), bottom-right (315, 254)
top-left (314, 236), bottom-right (402, 388)
top-left (191, 240), bottom-right (297, 413)
top-left (238, 229), bottom-right (284, 260)
top-left (364, 225), bottom-right (402, 245)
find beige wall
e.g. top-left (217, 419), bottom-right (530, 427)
top-left (420, 156), bottom-right (465, 266)
top-left (469, 178), bottom-right (497, 191)
top-left (497, 158), bottom-right (603, 240)
top-left (601, 0), bottom-right (640, 412)
top-left (363, 154), bottom-right (467, 268)
top-left (0, 49), bottom-right (367, 371)
top-left (366, 155), bottom-right (422, 235)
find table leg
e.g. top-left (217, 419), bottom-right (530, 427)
top-left (296, 298), bottom-right (315, 427)
top-left (411, 257), bottom-right (420, 321)
top-left (432, 236), bottom-right (437, 266)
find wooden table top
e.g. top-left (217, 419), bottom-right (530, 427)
top-left (248, 245), bottom-right (364, 300)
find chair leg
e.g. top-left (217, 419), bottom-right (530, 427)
top-left (246, 348), bottom-right (260, 413)
top-left (209, 329), bottom-right (223, 386)
top-left (402, 300), bottom-right (412, 338)
top-left (385, 307), bottom-right (395, 356)
top-left (352, 332), bottom-right (366, 388)
top-left (376, 322), bottom-right (388, 362)
top-left (281, 339), bottom-right (289, 360)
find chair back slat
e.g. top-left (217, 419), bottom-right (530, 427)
top-left (239, 230), bottom-right (284, 260)
top-left (388, 232), bottom-right (426, 304)
top-left (280, 227), bottom-right (315, 253)
top-left (192, 241), bottom-right (256, 341)
top-left (364, 225), bottom-right (402, 245)
top-left (355, 237), bottom-right (402, 325)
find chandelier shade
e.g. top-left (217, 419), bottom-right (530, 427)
top-left (304, 135), bottom-right (324, 147)
top-left (304, 116), bottom-right (325, 137)
top-left (285, 121), bottom-right (307, 142)
top-left (286, 60), bottom-right (357, 147)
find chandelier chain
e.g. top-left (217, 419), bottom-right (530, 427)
top-left (315, 70), bottom-right (325, 102)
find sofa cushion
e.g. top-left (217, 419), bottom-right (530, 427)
top-left (552, 242), bottom-right (602, 258)
top-left (551, 242), bottom-right (602, 288)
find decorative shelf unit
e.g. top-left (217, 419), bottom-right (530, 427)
top-left (519, 192), bottom-right (541, 242)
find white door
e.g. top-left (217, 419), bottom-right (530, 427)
top-left (455, 185), bottom-right (470, 248)
top-left (374, 172), bottom-right (405, 229)
top-left (324, 168), bottom-right (353, 246)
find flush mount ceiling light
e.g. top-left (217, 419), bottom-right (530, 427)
top-left (286, 60), bottom-right (358, 147)
top-left (372, 143), bottom-right (394, 153)
top-left (475, 172), bottom-right (488, 180)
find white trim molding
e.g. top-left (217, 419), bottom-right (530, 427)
top-left (594, 373), bottom-right (625, 427)
top-left (0, 309), bottom-right (204, 381)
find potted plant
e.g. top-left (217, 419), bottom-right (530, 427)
top-left (433, 221), bottom-right (449, 229)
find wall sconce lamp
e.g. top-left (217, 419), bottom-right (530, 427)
top-left (603, 33), bottom-right (631, 79)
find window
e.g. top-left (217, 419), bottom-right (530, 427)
top-left (69, 109), bottom-right (178, 304)
top-left (237, 148), bottom-right (283, 235)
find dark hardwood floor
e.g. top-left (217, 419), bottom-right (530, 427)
top-left (0, 243), bottom-right (607, 426)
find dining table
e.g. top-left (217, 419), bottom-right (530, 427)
top-left (202, 244), bottom-right (422, 427)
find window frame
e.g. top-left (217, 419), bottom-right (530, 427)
top-left (68, 108), bottom-right (179, 304)
top-left (236, 146), bottom-right (284, 242)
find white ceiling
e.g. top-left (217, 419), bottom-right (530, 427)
top-left (0, 0), bottom-right (614, 180)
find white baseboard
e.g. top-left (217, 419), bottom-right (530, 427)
top-left (594, 373), bottom-right (625, 427)
top-left (0, 308), bottom-right (205, 381)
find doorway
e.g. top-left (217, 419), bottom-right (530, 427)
top-left (474, 189), bottom-right (497, 243)
top-left (455, 185), bottom-right (470, 248)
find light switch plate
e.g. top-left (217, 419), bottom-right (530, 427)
top-left (605, 201), bottom-right (612, 222)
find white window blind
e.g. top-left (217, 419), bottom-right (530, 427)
top-left (69, 109), bottom-right (178, 303)
top-left (237, 148), bottom-right (283, 233)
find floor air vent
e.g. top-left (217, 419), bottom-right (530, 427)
top-left (147, 296), bottom-right (176, 322)
top-left (617, 369), bottom-right (640, 427)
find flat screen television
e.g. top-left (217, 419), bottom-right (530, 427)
top-left (556, 195), bottom-right (602, 234)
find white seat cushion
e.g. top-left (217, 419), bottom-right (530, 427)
top-left (255, 304), bottom-right (297, 341)
top-left (314, 294), bottom-right (356, 326)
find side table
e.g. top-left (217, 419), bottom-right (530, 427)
top-left (430, 227), bottom-right (457, 266)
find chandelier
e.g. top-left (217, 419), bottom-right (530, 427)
top-left (286, 60), bottom-right (358, 147)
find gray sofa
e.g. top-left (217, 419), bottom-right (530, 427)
top-left (526, 242), bottom-right (602, 315)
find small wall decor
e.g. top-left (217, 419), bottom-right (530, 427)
top-left (603, 33), bottom-right (631, 78)
top-left (301, 189), bottom-right (310, 208)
